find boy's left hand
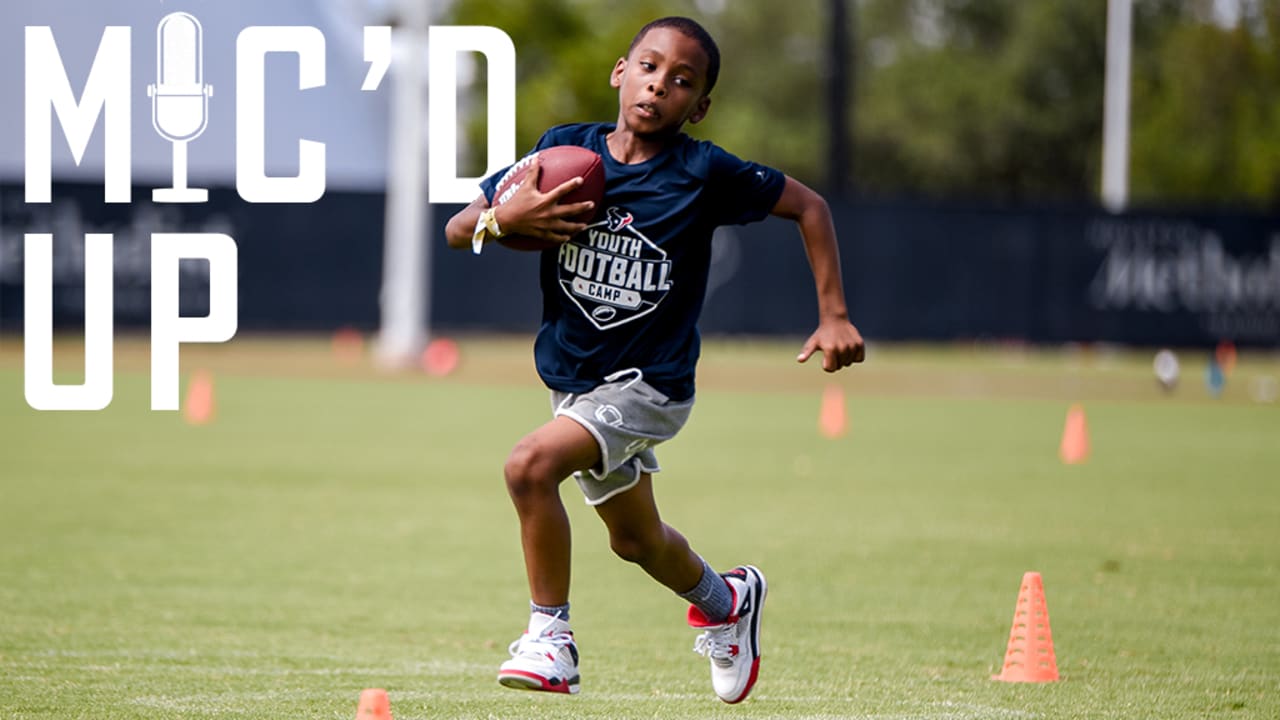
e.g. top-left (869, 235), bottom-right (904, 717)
top-left (796, 318), bottom-right (865, 372)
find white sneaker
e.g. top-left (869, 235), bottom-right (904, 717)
top-left (497, 612), bottom-right (581, 695)
top-left (687, 565), bottom-right (767, 703)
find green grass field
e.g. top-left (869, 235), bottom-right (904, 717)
top-left (1, 336), bottom-right (1277, 719)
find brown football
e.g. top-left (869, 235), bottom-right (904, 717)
top-left (491, 145), bottom-right (605, 251)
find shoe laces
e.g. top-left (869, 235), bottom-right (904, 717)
top-left (693, 624), bottom-right (739, 668)
top-left (509, 627), bottom-right (575, 663)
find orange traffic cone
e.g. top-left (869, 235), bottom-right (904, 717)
top-left (355, 688), bottom-right (392, 720)
top-left (421, 337), bottom-right (460, 377)
top-left (993, 571), bottom-right (1060, 682)
top-left (818, 383), bottom-right (848, 439)
top-left (1058, 403), bottom-right (1089, 464)
top-left (183, 370), bottom-right (215, 425)
top-left (1215, 340), bottom-right (1237, 377)
top-left (332, 327), bottom-right (365, 367)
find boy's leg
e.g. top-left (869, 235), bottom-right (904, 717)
top-left (594, 472), bottom-right (767, 705)
top-left (498, 416), bottom-right (600, 695)
top-left (591, 471), bottom-right (704, 594)
top-left (504, 416), bottom-right (601, 606)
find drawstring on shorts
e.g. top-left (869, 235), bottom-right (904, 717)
top-left (603, 367), bottom-right (644, 391)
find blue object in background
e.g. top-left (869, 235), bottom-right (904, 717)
top-left (1205, 356), bottom-right (1226, 398)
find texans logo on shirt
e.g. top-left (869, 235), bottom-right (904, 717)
top-left (606, 207), bottom-right (634, 232)
top-left (556, 207), bottom-right (673, 330)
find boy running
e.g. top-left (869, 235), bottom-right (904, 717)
top-left (444, 15), bottom-right (864, 703)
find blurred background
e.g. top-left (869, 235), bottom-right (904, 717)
top-left (0, 0), bottom-right (1277, 356)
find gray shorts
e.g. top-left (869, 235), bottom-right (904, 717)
top-left (551, 369), bottom-right (694, 506)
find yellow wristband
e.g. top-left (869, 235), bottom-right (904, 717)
top-left (483, 207), bottom-right (504, 238)
top-left (471, 215), bottom-right (486, 255)
top-left (471, 208), bottom-right (504, 255)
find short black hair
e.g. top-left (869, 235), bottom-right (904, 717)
top-left (627, 16), bottom-right (721, 94)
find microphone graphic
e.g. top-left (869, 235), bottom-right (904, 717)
top-left (149, 12), bottom-right (213, 203)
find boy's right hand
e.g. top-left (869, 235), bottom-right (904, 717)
top-left (494, 155), bottom-right (596, 244)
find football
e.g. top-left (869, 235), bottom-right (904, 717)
top-left (491, 145), bottom-right (606, 251)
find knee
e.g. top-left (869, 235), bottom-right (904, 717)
top-left (609, 527), bottom-right (665, 566)
top-left (504, 439), bottom-right (561, 501)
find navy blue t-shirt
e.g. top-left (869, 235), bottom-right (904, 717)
top-left (479, 122), bottom-right (785, 401)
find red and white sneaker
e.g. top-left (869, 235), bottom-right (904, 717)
top-left (687, 565), bottom-right (767, 704)
top-left (497, 612), bottom-right (580, 695)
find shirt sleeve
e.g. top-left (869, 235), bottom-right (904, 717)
top-left (479, 129), bottom-right (561, 204)
top-left (705, 144), bottom-right (786, 226)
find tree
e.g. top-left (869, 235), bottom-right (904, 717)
top-left (1129, 4), bottom-right (1280, 207)
top-left (444, 0), bottom-right (828, 185)
top-left (853, 0), bottom-right (1107, 202)
top-left (445, 0), bottom-right (1280, 208)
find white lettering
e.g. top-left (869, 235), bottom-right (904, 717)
top-left (1090, 225), bottom-right (1280, 313)
top-left (585, 230), bottom-right (646, 258)
top-left (428, 26), bottom-right (516, 203)
top-left (594, 254), bottom-right (612, 282)
top-left (625, 261), bottom-right (644, 290)
top-left (571, 277), bottom-right (642, 309)
top-left (24, 234), bottom-right (114, 410)
top-left (236, 26), bottom-right (327, 203)
top-left (151, 233), bottom-right (239, 410)
top-left (608, 256), bottom-right (628, 286)
top-left (576, 247), bottom-right (596, 277)
top-left (559, 242), bottom-right (578, 272)
top-left (25, 26), bottom-right (131, 203)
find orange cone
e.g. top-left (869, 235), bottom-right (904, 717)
top-left (993, 571), bottom-right (1060, 683)
top-left (183, 370), bottom-right (215, 425)
top-left (355, 688), bottom-right (392, 720)
top-left (421, 337), bottom-right (460, 377)
top-left (1215, 340), bottom-right (1237, 377)
top-left (1058, 403), bottom-right (1089, 464)
top-left (332, 327), bottom-right (365, 367)
top-left (818, 383), bottom-right (848, 439)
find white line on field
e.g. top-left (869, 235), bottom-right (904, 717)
top-left (16, 655), bottom-right (490, 677)
top-left (128, 691), bottom-right (1044, 720)
top-left (515, 694), bottom-right (1042, 720)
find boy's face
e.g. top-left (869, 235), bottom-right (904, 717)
top-left (610, 27), bottom-right (712, 137)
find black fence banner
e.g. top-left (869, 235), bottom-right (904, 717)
top-left (2, 184), bottom-right (1276, 346)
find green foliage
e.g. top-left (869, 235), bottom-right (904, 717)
top-left (684, 3), bottom-right (825, 182)
top-left (448, 1), bottom-right (705, 163)
top-left (855, 0), bottom-right (1107, 201)
top-left (445, 0), bottom-right (1280, 207)
top-left (444, 0), bottom-right (829, 184)
top-left (1130, 16), bottom-right (1280, 206)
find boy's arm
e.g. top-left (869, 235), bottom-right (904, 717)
top-left (771, 175), bottom-right (866, 372)
top-left (444, 196), bottom-right (489, 250)
top-left (444, 156), bottom-right (595, 251)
